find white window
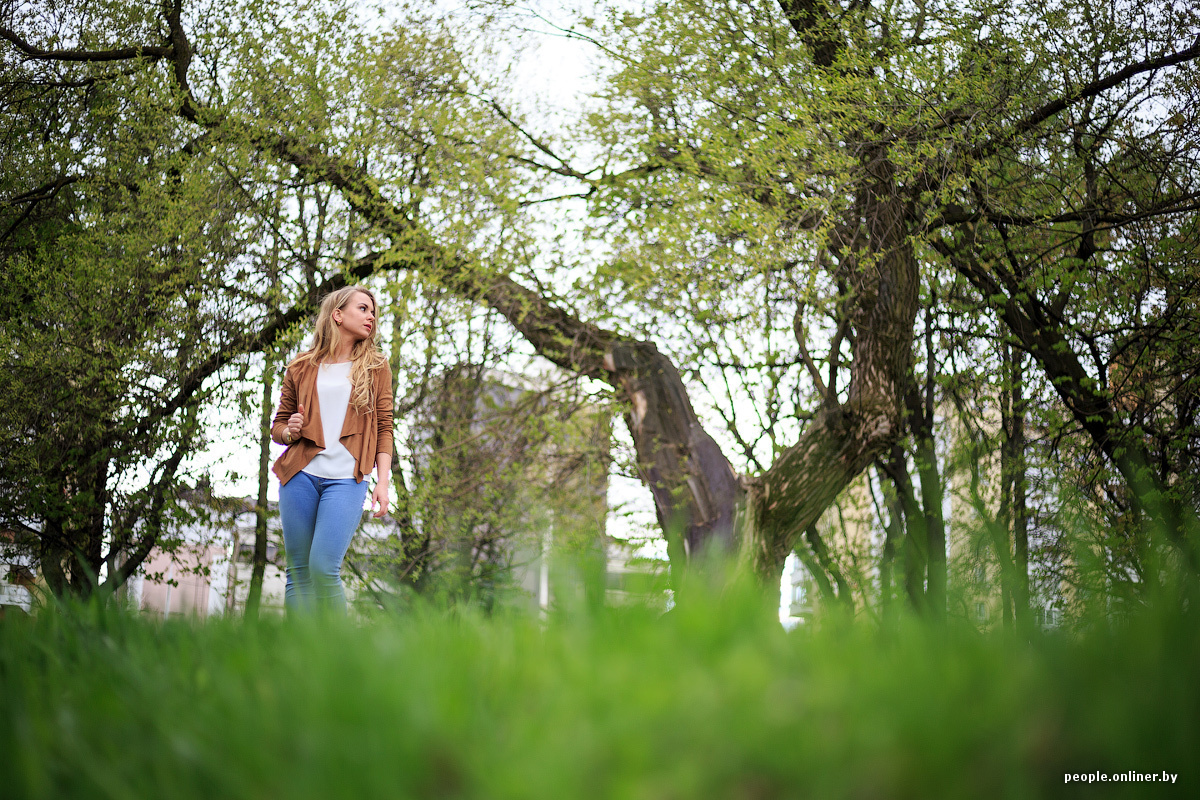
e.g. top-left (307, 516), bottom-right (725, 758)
top-left (792, 584), bottom-right (807, 605)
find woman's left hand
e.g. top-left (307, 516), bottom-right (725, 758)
top-left (370, 482), bottom-right (390, 519)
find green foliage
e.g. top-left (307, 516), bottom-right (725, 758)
top-left (0, 6), bottom-right (259, 589)
top-left (567, 0), bottom-right (1200, 603)
top-left (352, 363), bottom-right (612, 610)
top-left (1, 578), bottom-right (1197, 799)
top-left (0, 0), bottom-right (542, 595)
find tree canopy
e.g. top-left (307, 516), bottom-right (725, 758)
top-left (2, 0), bottom-right (1198, 616)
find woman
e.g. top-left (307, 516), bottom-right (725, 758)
top-left (271, 286), bottom-right (393, 614)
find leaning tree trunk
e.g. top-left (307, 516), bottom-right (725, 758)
top-left (603, 341), bottom-right (742, 573)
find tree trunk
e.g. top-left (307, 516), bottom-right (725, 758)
top-left (805, 523), bottom-right (854, 611)
top-left (246, 353), bottom-right (273, 619)
top-left (880, 443), bottom-right (928, 613)
top-left (247, 193), bottom-right (283, 618)
top-left (604, 341), bottom-right (742, 572)
top-left (40, 444), bottom-right (110, 596)
top-left (1004, 345), bottom-right (1030, 625)
top-left (748, 157), bottom-right (920, 584)
top-left (993, 340), bottom-right (1032, 628)
top-left (878, 468), bottom-right (904, 626)
top-left (912, 298), bottom-right (947, 619)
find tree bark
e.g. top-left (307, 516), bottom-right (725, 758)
top-left (878, 467), bottom-right (904, 625)
top-left (246, 193), bottom-right (283, 619)
top-left (604, 341), bottom-right (741, 570)
top-left (881, 443), bottom-right (928, 614)
top-left (908, 301), bottom-right (948, 620)
top-left (1001, 344), bottom-right (1029, 625)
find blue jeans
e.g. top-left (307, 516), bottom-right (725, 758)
top-left (278, 471), bottom-right (368, 615)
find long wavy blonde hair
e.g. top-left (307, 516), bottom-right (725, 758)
top-left (292, 286), bottom-right (387, 413)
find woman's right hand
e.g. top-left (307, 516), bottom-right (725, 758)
top-left (286, 404), bottom-right (305, 443)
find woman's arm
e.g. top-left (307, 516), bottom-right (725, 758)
top-left (371, 363), bottom-right (395, 518)
top-left (270, 366), bottom-right (299, 445)
top-left (370, 452), bottom-right (392, 518)
top-left (375, 362), bottom-right (395, 456)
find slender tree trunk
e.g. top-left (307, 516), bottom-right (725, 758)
top-left (993, 341), bottom-right (1032, 626)
top-left (912, 437), bottom-right (945, 618)
top-left (881, 444), bottom-right (928, 614)
top-left (246, 190), bottom-right (283, 618)
top-left (880, 476), bottom-right (903, 625)
top-left (998, 342), bottom-right (1013, 627)
top-left (793, 537), bottom-right (838, 608)
top-left (995, 340), bottom-right (1031, 627)
top-left (912, 300), bottom-right (947, 620)
top-left (997, 460), bottom-right (1012, 629)
top-left (804, 523), bottom-right (854, 611)
top-left (1009, 348), bottom-right (1030, 625)
top-left (381, 284), bottom-right (428, 587)
top-left (246, 353), bottom-right (273, 619)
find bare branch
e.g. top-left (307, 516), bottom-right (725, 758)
top-left (793, 307), bottom-right (831, 401)
top-left (0, 25), bottom-right (171, 62)
top-left (1014, 40), bottom-right (1200, 141)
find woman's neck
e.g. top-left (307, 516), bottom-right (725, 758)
top-left (329, 342), bottom-right (354, 363)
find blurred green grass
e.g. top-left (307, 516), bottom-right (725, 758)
top-left (1, 583), bottom-right (1195, 799)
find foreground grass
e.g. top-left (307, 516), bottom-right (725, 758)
top-left (1, 587), bottom-right (1195, 799)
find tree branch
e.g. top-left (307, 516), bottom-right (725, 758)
top-left (0, 25), bottom-right (171, 62)
top-left (1018, 40), bottom-right (1200, 138)
top-left (971, 39), bottom-right (1200, 161)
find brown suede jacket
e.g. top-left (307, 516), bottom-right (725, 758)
top-left (270, 358), bottom-right (394, 485)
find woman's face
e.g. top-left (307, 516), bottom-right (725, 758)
top-left (333, 291), bottom-right (376, 342)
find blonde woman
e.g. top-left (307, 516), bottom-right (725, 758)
top-left (271, 286), bottom-right (393, 614)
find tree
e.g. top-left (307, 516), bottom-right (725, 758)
top-left (0, 0), bottom-right (500, 596)
top-left (535, 0), bottom-right (1200, 602)
top-left (0, 14), bottom-right (255, 592)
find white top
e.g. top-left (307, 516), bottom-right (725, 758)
top-left (302, 362), bottom-right (357, 479)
